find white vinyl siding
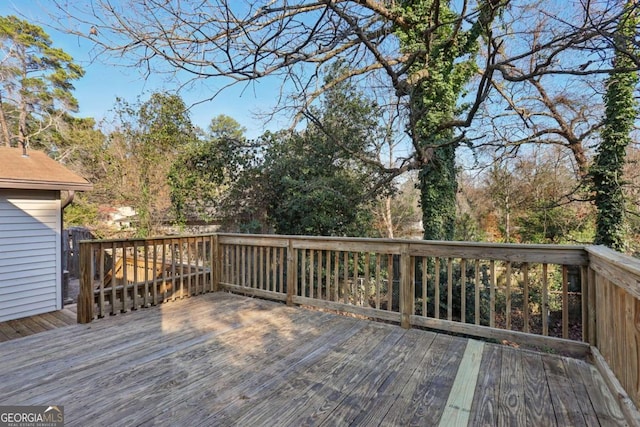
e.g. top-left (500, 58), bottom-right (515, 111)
top-left (0, 190), bottom-right (61, 322)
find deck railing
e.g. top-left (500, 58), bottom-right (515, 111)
top-left (215, 234), bottom-right (589, 355)
top-left (585, 246), bottom-right (640, 419)
top-left (77, 233), bottom-right (640, 413)
top-left (77, 235), bottom-right (216, 319)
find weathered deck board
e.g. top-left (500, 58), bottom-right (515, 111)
top-left (469, 343), bottom-right (502, 425)
top-left (0, 292), bottom-right (627, 426)
top-left (0, 305), bottom-right (76, 342)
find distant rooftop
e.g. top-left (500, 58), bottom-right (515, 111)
top-left (0, 146), bottom-right (92, 191)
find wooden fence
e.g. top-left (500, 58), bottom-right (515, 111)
top-left (77, 233), bottom-right (640, 412)
top-left (63, 227), bottom-right (94, 278)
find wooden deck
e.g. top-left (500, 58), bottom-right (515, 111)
top-left (0, 293), bottom-right (626, 426)
top-left (0, 304), bottom-right (76, 342)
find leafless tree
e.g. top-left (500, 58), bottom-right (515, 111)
top-left (48, 0), bottom-right (638, 157)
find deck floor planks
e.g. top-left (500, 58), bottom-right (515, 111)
top-left (438, 339), bottom-right (485, 426)
top-left (0, 292), bottom-right (629, 426)
top-left (90, 309), bottom-right (368, 426)
top-left (0, 326), bottom-right (10, 341)
top-left (498, 345), bottom-right (527, 425)
top-left (257, 325), bottom-right (434, 426)
top-left (11, 299), bottom-right (337, 421)
top-left (543, 355), bottom-right (588, 426)
top-left (379, 333), bottom-right (468, 426)
top-left (0, 306), bottom-right (77, 343)
top-left (99, 310), bottom-right (364, 425)
top-left (0, 295), bottom-right (248, 386)
top-left (317, 328), bottom-right (438, 426)
top-left (565, 358), bottom-right (627, 426)
top-left (521, 351), bottom-right (556, 426)
top-left (469, 343), bottom-right (502, 426)
top-left (0, 293), bottom-right (243, 357)
top-left (225, 322), bottom-right (403, 426)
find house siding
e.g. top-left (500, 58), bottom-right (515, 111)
top-left (0, 190), bottom-right (61, 322)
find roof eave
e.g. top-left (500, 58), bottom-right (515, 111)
top-left (0, 179), bottom-right (93, 192)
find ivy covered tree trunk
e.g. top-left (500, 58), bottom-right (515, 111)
top-left (419, 142), bottom-right (458, 240)
top-left (591, 1), bottom-right (638, 251)
top-left (397, 0), bottom-right (500, 240)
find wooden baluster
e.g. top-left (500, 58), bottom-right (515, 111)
top-left (523, 262), bottom-right (530, 333)
top-left (422, 256), bottom-right (427, 317)
top-left (132, 240), bottom-right (139, 309)
top-left (279, 247), bottom-right (285, 294)
top-left (461, 259), bottom-right (466, 323)
top-left (143, 242), bottom-right (149, 306)
top-left (152, 242), bottom-right (158, 304)
top-left (475, 259), bottom-right (480, 325)
top-left (309, 249), bottom-right (314, 299)
top-left (272, 247), bottom-right (278, 293)
top-left (434, 257), bottom-right (440, 319)
top-left (375, 254), bottom-right (381, 309)
top-left (121, 243), bottom-right (128, 312)
top-left (542, 263), bottom-right (548, 336)
top-left (317, 250), bottom-right (323, 300)
top-left (326, 251), bottom-right (333, 300)
top-left (490, 260), bottom-right (496, 328)
top-left (98, 243), bottom-right (105, 317)
top-left (286, 241), bottom-right (295, 305)
top-left (178, 239), bottom-right (185, 299)
top-left (186, 239), bottom-right (192, 296)
top-left (343, 252), bottom-right (349, 304)
top-left (562, 265), bottom-right (569, 339)
top-left (388, 254), bottom-right (394, 311)
top-left (506, 261), bottom-right (512, 330)
top-left (333, 251), bottom-right (339, 302)
top-left (447, 258), bottom-right (453, 321)
top-left (301, 249), bottom-right (307, 297)
top-left (353, 252), bottom-right (359, 305)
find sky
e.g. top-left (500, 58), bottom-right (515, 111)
top-left (0, 0), bottom-right (285, 139)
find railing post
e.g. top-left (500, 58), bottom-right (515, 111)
top-left (77, 241), bottom-right (93, 324)
top-left (286, 239), bottom-right (295, 306)
top-left (400, 243), bottom-right (411, 329)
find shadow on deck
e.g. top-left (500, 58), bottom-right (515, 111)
top-left (0, 292), bottom-right (626, 426)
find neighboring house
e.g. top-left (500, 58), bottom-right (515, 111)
top-left (103, 205), bottom-right (137, 229)
top-left (0, 147), bottom-right (92, 322)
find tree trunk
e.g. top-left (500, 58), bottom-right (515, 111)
top-left (419, 143), bottom-right (458, 241)
top-left (0, 95), bottom-right (11, 146)
top-left (384, 196), bottom-right (394, 239)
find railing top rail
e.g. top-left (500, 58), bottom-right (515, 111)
top-left (216, 233), bottom-right (587, 250)
top-left (79, 232), bottom-right (589, 264)
top-left (586, 245), bottom-right (640, 299)
top-left (78, 233), bottom-right (217, 245)
top-left (217, 234), bottom-right (588, 264)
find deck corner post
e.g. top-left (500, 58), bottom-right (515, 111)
top-left (286, 239), bottom-right (295, 306)
top-left (77, 241), bottom-right (94, 324)
top-left (400, 243), bottom-right (411, 329)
